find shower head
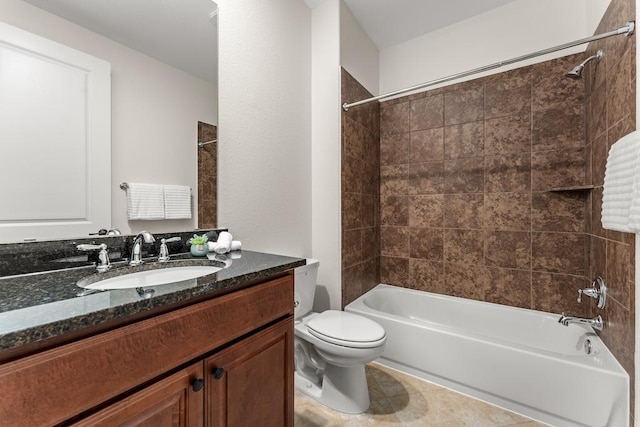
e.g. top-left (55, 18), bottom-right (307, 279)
top-left (565, 65), bottom-right (585, 80)
top-left (565, 50), bottom-right (603, 79)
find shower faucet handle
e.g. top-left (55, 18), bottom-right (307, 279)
top-left (577, 277), bottom-right (607, 309)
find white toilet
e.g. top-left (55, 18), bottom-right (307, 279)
top-left (294, 259), bottom-right (386, 414)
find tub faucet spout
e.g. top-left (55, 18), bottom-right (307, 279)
top-left (558, 313), bottom-right (604, 331)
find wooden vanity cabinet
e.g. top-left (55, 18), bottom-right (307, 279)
top-left (74, 318), bottom-right (294, 427)
top-left (0, 274), bottom-right (294, 427)
top-left (206, 318), bottom-right (293, 427)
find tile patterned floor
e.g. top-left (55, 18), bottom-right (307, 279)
top-left (294, 363), bottom-right (547, 427)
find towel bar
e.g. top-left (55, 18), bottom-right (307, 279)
top-left (120, 182), bottom-right (192, 193)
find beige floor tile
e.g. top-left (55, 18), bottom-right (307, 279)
top-left (437, 388), bottom-right (535, 426)
top-left (294, 363), bottom-right (546, 427)
top-left (387, 389), bottom-right (465, 427)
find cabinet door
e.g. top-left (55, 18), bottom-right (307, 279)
top-left (73, 363), bottom-right (205, 427)
top-left (205, 318), bottom-right (293, 427)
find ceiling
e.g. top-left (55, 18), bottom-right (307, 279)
top-left (306, 0), bottom-right (519, 49)
top-left (20, 0), bottom-right (519, 83)
top-left (21, 0), bottom-right (219, 85)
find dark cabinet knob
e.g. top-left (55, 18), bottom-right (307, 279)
top-left (212, 367), bottom-right (225, 380)
top-left (191, 378), bottom-right (204, 392)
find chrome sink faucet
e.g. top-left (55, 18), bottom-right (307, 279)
top-left (129, 231), bottom-right (155, 266)
top-left (558, 313), bottom-right (604, 331)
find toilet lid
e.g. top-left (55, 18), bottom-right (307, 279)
top-left (306, 310), bottom-right (386, 348)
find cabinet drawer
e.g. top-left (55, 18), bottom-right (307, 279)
top-left (0, 275), bottom-right (293, 426)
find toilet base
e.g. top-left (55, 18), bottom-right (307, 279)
top-left (295, 363), bottom-right (370, 414)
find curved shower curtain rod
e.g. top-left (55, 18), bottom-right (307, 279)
top-left (342, 21), bottom-right (635, 111)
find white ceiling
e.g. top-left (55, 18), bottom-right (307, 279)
top-left (20, 0), bottom-right (519, 84)
top-left (306, 0), bottom-right (519, 49)
top-left (21, 0), bottom-right (219, 85)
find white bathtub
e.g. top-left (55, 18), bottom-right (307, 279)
top-left (345, 284), bottom-right (629, 427)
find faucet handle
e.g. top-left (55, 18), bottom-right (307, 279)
top-left (77, 243), bottom-right (111, 273)
top-left (158, 237), bottom-right (182, 262)
top-left (577, 277), bottom-right (607, 309)
top-left (593, 277), bottom-right (607, 309)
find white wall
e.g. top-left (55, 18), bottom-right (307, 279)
top-left (586, 0), bottom-right (613, 32)
top-left (217, 0), bottom-right (312, 258)
top-left (0, 0), bottom-right (217, 236)
top-left (339, 1), bottom-right (379, 96)
top-left (379, 0), bottom-right (603, 95)
top-left (311, 0), bottom-right (342, 310)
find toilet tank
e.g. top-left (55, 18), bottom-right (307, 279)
top-left (294, 259), bottom-right (319, 319)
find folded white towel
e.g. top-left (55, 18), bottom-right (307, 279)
top-left (126, 183), bottom-right (165, 220)
top-left (164, 185), bottom-right (192, 219)
top-left (207, 240), bottom-right (241, 253)
top-left (602, 130), bottom-right (640, 232)
top-left (215, 231), bottom-right (233, 254)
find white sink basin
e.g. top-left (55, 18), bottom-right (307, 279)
top-left (78, 265), bottom-right (222, 291)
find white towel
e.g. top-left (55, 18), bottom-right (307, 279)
top-left (602, 130), bottom-right (640, 232)
top-left (164, 185), bottom-right (192, 219)
top-left (126, 183), bottom-right (165, 220)
top-left (207, 240), bottom-right (241, 253)
top-left (215, 231), bottom-right (233, 254)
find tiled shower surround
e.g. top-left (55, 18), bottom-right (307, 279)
top-left (586, 0), bottom-right (636, 419)
top-left (341, 0), bottom-right (635, 422)
top-left (341, 69), bottom-right (381, 308)
top-left (376, 55), bottom-right (592, 315)
top-left (197, 121), bottom-right (217, 228)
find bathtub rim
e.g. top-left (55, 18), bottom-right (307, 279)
top-left (346, 284), bottom-right (628, 374)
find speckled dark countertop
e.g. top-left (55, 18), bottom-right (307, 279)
top-left (0, 250), bottom-right (305, 352)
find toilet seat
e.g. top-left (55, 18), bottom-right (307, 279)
top-left (306, 310), bottom-right (386, 349)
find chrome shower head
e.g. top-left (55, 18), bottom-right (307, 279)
top-left (565, 50), bottom-right (603, 79)
top-left (565, 65), bottom-right (585, 79)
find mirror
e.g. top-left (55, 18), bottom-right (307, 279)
top-left (0, 0), bottom-right (218, 243)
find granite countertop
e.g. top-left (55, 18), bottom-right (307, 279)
top-left (0, 250), bottom-right (305, 353)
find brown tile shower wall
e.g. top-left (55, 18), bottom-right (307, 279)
top-left (585, 0), bottom-right (636, 420)
top-left (341, 69), bottom-right (381, 308)
top-left (378, 55), bottom-right (592, 317)
top-left (197, 121), bottom-right (217, 228)
top-left (340, 2), bottom-right (636, 420)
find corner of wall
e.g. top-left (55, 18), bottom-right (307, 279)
top-left (311, 0), bottom-right (342, 310)
top-left (339, 0), bottom-right (380, 96)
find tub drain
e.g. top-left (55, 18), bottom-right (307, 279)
top-left (584, 338), bottom-right (592, 355)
